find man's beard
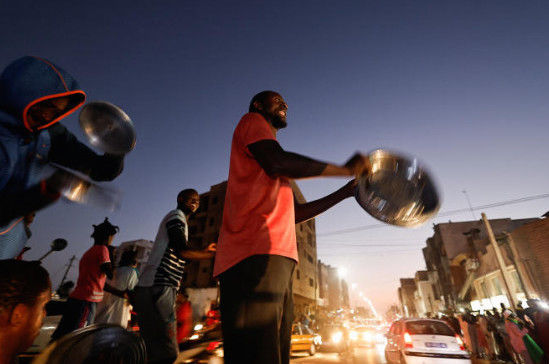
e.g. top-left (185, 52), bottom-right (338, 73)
top-left (265, 111), bottom-right (287, 129)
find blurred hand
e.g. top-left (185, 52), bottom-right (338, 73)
top-left (344, 153), bottom-right (370, 178)
top-left (340, 179), bottom-right (358, 198)
top-left (45, 169), bottom-right (84, 194)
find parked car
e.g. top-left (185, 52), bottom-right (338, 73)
top-left (291, 323), bottom-right (318, 356)
top-left (385, 318), bottom-right (470, 364)
top-left (318, 323), bottom-right (350, 353)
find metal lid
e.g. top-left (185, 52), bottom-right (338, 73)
top-left (79, 101), bottom-right (136, 154)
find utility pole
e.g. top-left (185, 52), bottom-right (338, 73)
top-left (482, 213), bottom-right (516, 310)
top-left (59, 255), bottom-right (76, 289)
top-left (503, 232), bottom-right (532, 300)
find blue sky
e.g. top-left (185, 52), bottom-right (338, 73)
top-left (3, 0), bottom-right (548, 313)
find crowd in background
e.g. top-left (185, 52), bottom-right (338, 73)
top-left (441, 301), bottom-right (549, 364)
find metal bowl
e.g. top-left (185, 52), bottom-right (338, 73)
top-left (32, 324), bottom-right (146, 364)
top-left (79, 101), bottom-right (136, 154)
top-left (49, 165), bottom-right (122, 212)
top-left (355, 149), bottom-right (441, 227)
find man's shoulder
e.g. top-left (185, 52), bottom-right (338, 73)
top-left (164, 208), bottom-right (185, 220)
top-left (236, 112), bottom-right (268, 129)
top-left (161, 209), bottom-right (186, 226)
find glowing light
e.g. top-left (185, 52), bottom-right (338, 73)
top-left (404, 332), bottom-right (413, 348)
top-left (455, 335), bottom-right (465, 351)
top-left (332, 331), bottom-right (343, 343)
top-left (350, 330), bottom-right (358, 341)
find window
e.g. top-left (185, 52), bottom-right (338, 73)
top-left (405, 320), bottom-right (455, 336)
top-left (492, 277), bottom-right (503, 295)
top-left (307, 254), bottom-right (314, 264)
top-left (480, 281), bottom-right (489, 297)
top-left (209, 217), bottom-right (215, 226)
top-left (510, 270), bottom-right (523, 293)
top-left (212, 196), bottom-right (218, 204)
top-left (309, 278), bottom-right (314, 287)
top-left (201, 197), bottom-right (209, 211)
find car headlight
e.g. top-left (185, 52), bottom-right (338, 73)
top-left (332, 331), bottom-right (343, 343)
top-left (350, 331), bottom-right (358, 341)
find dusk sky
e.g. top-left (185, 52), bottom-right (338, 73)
top-left (3, 0), bottom-right (548, 313)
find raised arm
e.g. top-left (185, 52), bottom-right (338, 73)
top-left (294, 179), bottom-right (357, 224)
top-left (248, 140), bottom-right (359, 179)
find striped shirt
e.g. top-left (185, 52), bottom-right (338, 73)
top-left (138, 209), bottom-right (188, 288)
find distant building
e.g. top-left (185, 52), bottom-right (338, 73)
top-left (422, 217), bottom-right (536, 311)
top-left (317, 260), bottom-right (330, 310)
top-left (467, 215), bottom-right (549, 311)
top-left (413, 270), bottom-right (438, 317)
top-left (181, 180), bottom-right (320, 318)
top-left (508, 215), bottom-right (549, 301)
top-left (398, 278), bottom-right (417, 317)
top-left (292, 181), bottom-right (319, 317)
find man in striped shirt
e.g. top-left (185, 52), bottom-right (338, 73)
top-left (132, 189), bottom-right (216, 364)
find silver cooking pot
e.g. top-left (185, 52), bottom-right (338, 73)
top-left (355, 149), bottom-right (441, 227)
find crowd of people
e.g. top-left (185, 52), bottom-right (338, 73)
top-left (440, 303), bottom-right (549, 364)
top-left (0, 53), bottom-right (369, 364)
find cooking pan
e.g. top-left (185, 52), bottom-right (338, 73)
top-left (355, 149), bottom-right (440, 227)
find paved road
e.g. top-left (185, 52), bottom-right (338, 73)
top-left (290, 344), bottom-right (387, 364)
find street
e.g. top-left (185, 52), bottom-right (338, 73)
top-left (291, 345), bottom-right (387, 364)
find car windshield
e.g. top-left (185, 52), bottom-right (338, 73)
top-left (405, 321), bottom-right (455, 336)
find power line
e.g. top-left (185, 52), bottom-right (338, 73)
top-left (318, 193), bottom-right (549, 237)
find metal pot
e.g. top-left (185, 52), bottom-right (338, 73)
top-left (355, 149), bottom-right (441, 227)
top-left (79, 101), bottom-right (136, 154)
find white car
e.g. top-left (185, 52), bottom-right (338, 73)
top-left (385, 318), bottom-right (470, 364)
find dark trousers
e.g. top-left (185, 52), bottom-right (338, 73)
top-left (219, 255), bottom-right (296, 364)
top-left (51, 298), bottom-right (96, 340)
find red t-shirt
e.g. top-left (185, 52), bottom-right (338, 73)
top-left (70, 245), bottom-right (110, 302)
top-left (213, 113), bottom-right (297, 277)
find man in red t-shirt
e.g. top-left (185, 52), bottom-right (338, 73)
top-left (51, 218), bottom-right (120, 340)
top-left (214, 90), bottom-right (370, 364)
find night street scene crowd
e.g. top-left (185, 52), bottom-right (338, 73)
top-left (1, 55), bottom-right (549, 364)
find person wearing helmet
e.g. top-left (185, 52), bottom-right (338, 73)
top-left (0, 56), bottom-right (125, 259)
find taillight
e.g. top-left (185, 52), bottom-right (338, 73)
top-left (455, 335), bottom-right (465, 351)
top-left (403, 332), bottom-right (413, 348)
top-left (206, 341), bottom-right (221, 351)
